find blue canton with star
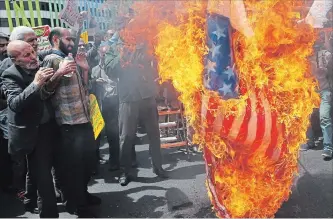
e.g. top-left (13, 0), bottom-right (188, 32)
top-left (203, 14), bottom-right (239, 100)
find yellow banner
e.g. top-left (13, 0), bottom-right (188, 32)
top-left (89, 94), bottom-right (105, 139)
top-left (80, 31), bottom-right (89, 44)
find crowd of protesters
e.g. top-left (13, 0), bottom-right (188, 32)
top-left (0, 10), bottom-right (173, 218)
top-left (0, 2), bottom-right (332, 219)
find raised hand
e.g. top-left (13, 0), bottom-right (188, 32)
top-left (57, 60), bottom-right (77, 77)
top-left (33, 68), bottom-right (54, 87)
top-left (75, 52), bottom-right (89, 71)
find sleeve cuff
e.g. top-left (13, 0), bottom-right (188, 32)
top-left (27, 82), bottom-right (40, 95)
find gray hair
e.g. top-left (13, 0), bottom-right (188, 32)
top-left (9, 26), bottom-right (35, 41)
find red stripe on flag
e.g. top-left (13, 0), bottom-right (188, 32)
top-left (205, 97), bottom-right (218, 134)
top-left (265, 111), bottom-right (279, 158)
top-left (235, 98), bottom-right (252, 144)
top-left (221, 107), bottom-right (236, 136)
top-left (278, 125), bottom-right (287, 160)
top-left (250, 97), bottom-right (265, 151)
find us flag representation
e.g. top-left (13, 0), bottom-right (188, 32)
top-left (202, 14), bottom-right (287, 163)
top-left (202, 14), bottom-right (287, 217)
top-left (204, 14), bottom-right (239, 100)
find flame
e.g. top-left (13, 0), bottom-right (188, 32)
top-left (111, 0), bottom-right (319, 217)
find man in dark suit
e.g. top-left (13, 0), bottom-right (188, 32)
top-left (106, 41), bottom-right (168, 186)
top-left (1, 40), bottom-right (74, 217)
top-left (0, 27), bottom-right (53, 209)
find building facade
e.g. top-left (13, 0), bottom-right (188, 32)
top-left (0, 0), bottom-right (112, 35)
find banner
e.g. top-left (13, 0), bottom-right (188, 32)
top-left (58, 0), bottom-right (80, 30)
top-left (32, 25), bottom-right (51, 52)
top-left (80, 31), bottom-right (89, 44)
top-left (89, 94), bottom-right (105, 139)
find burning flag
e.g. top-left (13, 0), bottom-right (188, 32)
top-left (112, 0), bottom-right (319, 217)
top-left (204, 14), bottom-right (239, 100)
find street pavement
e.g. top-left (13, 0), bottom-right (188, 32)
top-left (0, 142), bottom-right (332, 218)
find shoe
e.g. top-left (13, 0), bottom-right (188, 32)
top-left (77, 208), bottom-right (96, 218)
top-left (108, 165), bottom-right (120, 172)
top-left (300, 143), bottom-right (315, 151)
top-left (86, 192), bottom-right (101, 206)
top-left (153, 168), bottom-right (169, 179)
top-left (24, 203), bottom-right (38, 214)
top-left (322, 149), bottom-right (333, 159)
top-left (119, 174), bottom-right (130, 186)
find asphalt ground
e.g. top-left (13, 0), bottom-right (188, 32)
top-left (0, 142), bottom-right (332, 218)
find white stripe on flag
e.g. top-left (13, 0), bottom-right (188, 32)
top-left (213, 106), bottom-right (224, 134)
top-left (244, 92), bottom-right (257, 146)
top-left (256, 95), bottom-right (272, 154)
top-left (228, 98), bottom-right (247, 140)
top-left (201, 95), bottom-right (210, 135)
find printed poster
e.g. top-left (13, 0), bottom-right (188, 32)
top-left (32, 25), bottom-right (51, 52)
top-left (58, 0), bottom-right (80, 30)
top-left (89, 94), bottom-right (105, 139)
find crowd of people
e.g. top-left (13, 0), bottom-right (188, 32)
top-left (0, 3), bottom-right (332, 219)
top-left (0, 11), bottom-right (174, 218)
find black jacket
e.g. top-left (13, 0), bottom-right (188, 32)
top-left (105, 45), bottom-right (158, 103)
top-left (1, 65), bottom-right (43, 155)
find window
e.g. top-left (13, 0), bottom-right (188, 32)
top-left (23, 2), bottom-right (29, 10)
top-left (0, 18), bottom-right (9, 27)
top-left (32, 1), bottom-right (36, 10)
top-left (41, 18), bottom-right (52, 27)
top-left (0, 1), bottom-right (6, 10)
top-left (40, 2), bottom-right (49, 11)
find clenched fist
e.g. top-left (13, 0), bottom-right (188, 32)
top-left (33, 68), bottom-right (54, 88)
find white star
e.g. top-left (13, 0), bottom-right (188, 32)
top-left (218, 83), bottom-right (232, 96)
top-left (209, 43), bottom-right (221, 59)
top-left (212, 24), bottom-right (226, 40)
top-left (223, 67), bottom-right (235, 80)
top-left (205, 60), bottom-right (216, 73)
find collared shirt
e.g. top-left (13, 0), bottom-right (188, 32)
top-left (42, 53), bottom-right (90, 125)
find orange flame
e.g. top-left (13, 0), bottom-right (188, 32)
top-left (112, 0), bottom-right (319, 217)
